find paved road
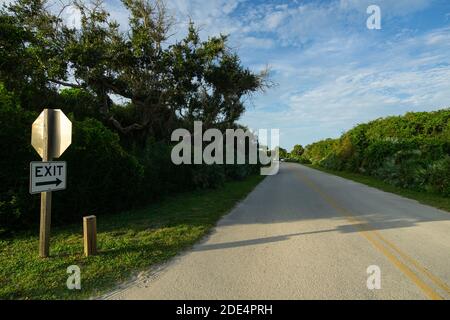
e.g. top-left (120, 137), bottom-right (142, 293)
top-left (106, 163), bottom-right (450, 300)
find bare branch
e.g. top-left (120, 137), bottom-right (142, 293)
top-left (109, 116), bottom-right (147, 134)
top-left (49, 78), bottom-right (83, 88)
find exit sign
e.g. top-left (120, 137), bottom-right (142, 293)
top-left (30, 162), bottom-right (67, 194)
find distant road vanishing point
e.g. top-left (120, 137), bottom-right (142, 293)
top-left (106, 163), bottom-right (450, 300)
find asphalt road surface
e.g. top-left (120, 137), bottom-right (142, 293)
top-left (106, 163), bottom-right (450, 300)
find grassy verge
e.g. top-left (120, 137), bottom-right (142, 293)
top-left (306, 164), bottom-right (450, 213)
top-left (0, 175), bottom-right (264, 300)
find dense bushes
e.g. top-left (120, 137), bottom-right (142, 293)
top-left (427, 156), bottom-right (450, 196)
top-left (0, 94), bottom-right (145, 232)
top-left (0, 87), bottom-right (38, 232)
top-left (302, 139), bottom-right (338, 165)
top-left (0, 1), bottom-right (265, 235)
top-left (54, 118), bottom-right (145, 224)
top-left (302, 110), bottom-right (450, 196)
top-left (0, 87), bottom-right (258, 235)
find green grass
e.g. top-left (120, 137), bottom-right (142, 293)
top-left (306, 164), bottom-right (450, 213)
top-left (0, 175), bottom-right (264, 300)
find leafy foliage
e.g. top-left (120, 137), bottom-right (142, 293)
top-left (0, 0), bottom-right (266, 234)
top-left (291, 145), bottom-right (305, 158)
top-left (278, 147), bottom-right (288, 159)
top-left (1, 0), bottom-right (267, 143)
top-left (302, 109), bottom-right (450, 196)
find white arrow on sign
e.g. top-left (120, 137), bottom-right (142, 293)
top-left (30, 162), bottom-right (67, 194)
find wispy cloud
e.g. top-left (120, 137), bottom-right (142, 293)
top-left (242, 23), bottom-right (450, 147)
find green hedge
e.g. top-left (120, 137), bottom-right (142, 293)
top-left (0, 88), bottom-right (38, 233)
top-left (303, 109), bottom-right (450, 196)
top-left (0, 99), bottom-right (145, 232)
top-left (0, 86), bottom-right (259, 235)
top-left (53, 118), bottom-right (145, 224)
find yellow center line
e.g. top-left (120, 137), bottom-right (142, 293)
top-left (295, 170), bottom-right (445, 300)
top-left (371, 230), bottom-right (450, 294)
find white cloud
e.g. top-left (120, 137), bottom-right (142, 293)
top-left (265, 10), bottom-right (287, 30)
top-left (167, 0), bottom-right (243, 39)
top-left (239, 36), bottom-right (274, 49)
top-left (59, 4), bottom-right (82, 29)
top-left (242, 25), bottom-right (450, 149)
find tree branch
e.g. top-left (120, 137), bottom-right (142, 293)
top-left (103, 79), bottom-right (134, 100)
top-left (109, 116), bottom-right (148, 134)
top-left (49, 79), bottom-right (83, 88)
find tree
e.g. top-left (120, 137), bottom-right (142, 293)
top-left (0, 0), bottom-right (268, 146)
top-left (0, 0), bottom-right (66, 111)
top-left (291, 144), bottom-right (305, 158)
top-left (279, 147), bottom-right (288, 159)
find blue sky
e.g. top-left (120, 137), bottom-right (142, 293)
top-left (4, 0), bottom-right (450, 149)
top-left (164, 0), bottom-right (450, 149)
top-left (158, 0), bottom-right (450, 149)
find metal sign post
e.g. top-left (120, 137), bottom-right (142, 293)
top-left (31, 109), bottom-right (72, 258)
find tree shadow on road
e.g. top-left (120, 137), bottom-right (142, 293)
top-left (193, 229), bottom-right (335, 252)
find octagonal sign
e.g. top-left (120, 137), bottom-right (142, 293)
top-left (32, 109), bottom-right (72, 159)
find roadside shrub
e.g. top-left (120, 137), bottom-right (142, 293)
top-left (303, 139), bottom-right (338, 165)
top-left (191, 165), bottom-right (226, 189)
top-left (0, 86), bottom-right (38, 233)
top-left (319, 153), bottom-right (343, 171)
top-left (53, 118), bottom-right (145, 224)
top-left (0, 87), bottom-right (154, 233)
top-left (225, 164), bottom-right (253, 181)
top-left (287, 156), bottom-right (311, 165)
top-left (302, 109), bottom-right (450, 197)
top-left (135, 141), bottom-right (179, 199)
top-left (0, 81), bottom-right (263, 234)
top-left (363, 140), bottom-right (402, 173)
top-left (426, 156), bottom-right (450, 196)
top-left (392, 150), bottom-right (427, 189)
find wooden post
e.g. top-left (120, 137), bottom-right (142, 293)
top-left (39, 191), bottom-right (52, 258)
top-left (39, 109), bottom-right (54, 258)
top-left (83, 216), bottom-right (97, 257)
